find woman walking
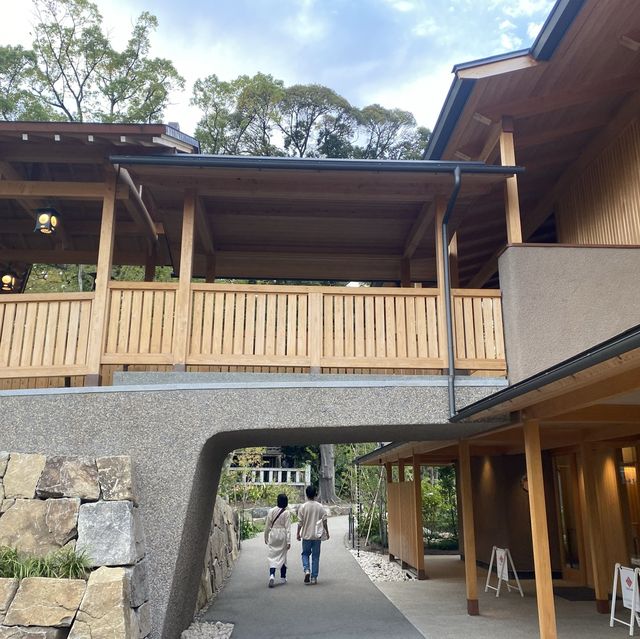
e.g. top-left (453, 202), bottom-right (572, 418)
top-left (264, 493), bottom-right (291, 588)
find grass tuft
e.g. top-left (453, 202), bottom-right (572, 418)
top-left (0, 546), bottom-right (91, 580)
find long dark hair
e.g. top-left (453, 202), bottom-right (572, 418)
top-left (277, 493), bottom-right (288, 508)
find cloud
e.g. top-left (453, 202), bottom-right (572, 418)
top-left (527, 21), bottom-right (543, 39)
top-left (385, 0), bottom-right (416, 12)
top-left (499, 19), bottom-right (517, 30)
top-left (489, 0), bottom-right (554, 18)
top-left (500, 32), bottom-right (523, 50)
top-left (412, 17), bottom-right (439, 37)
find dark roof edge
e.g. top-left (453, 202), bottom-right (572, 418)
top-left (424, 0), bottom-right (586, 160)
top-left (450, 323), bottom-right (640, 422)
top-left (353, 442), bottom-right (405, 466)
top-left (110, 153), bottom-right (524, 175)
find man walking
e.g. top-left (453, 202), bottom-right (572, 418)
top-left (297, 485), bottom-right (329, 585)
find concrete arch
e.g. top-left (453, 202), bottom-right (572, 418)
top-left (1, 376), bottom-right (503, 638)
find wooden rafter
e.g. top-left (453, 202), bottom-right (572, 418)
top-left (0, 180), bottom-right (128, 200)
top-left (118, 167), bottom-right (158, 243)
top-left (195, 196), bottom-right (215, 256)
top-left (403, 201), bottom-right (435, 259)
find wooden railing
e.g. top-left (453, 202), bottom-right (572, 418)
top-left (0, 293), bottom-right (93, 378)
top-left (233, 465), bottom-right (312, 486)
top-left (0, 283), bottom-right (506, 382)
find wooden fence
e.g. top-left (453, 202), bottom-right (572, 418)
top-left (0, 283), bottom-right (506, 382)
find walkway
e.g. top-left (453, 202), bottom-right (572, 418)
top-left (203, 515), bottom-right (423, 638)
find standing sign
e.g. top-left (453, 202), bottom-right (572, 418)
top-left (611, 563), bottom-right (640, 635)
top-left (485, 546), bottom-right (524, 597)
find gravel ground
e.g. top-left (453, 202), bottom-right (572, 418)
top-left (181, 621), bottom-right (234, 639)
top-left (349, 548), bottom-right (409, 582)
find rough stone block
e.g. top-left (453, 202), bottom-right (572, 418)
top-left (4, 578), bottom-right (85, 627)
top-left (125, 560), bottom-right (148, 608)
top-left (0, 578), bottom-right (19, 624)
top-left (96, 457), bottom-right (138, 504)
top-left (132, 508), bottom-right (145, 561)
top-left (0, 627), bottom-right (67, 639)
top-left (3, 454), bottom-right (46, 499)
top-left (76, 501), bottom-right (138, 567)
top-left (36, 457), bottom-right (99, 501)
top-left (69, 567), bottom-right (139, 639)
top-left (0, 453), bottom-right (8, 478)
top-left (0, 501), bottom-right (14, 515)
top-left (0, 481), bottom-right (4, 502)
top-left (134, 602), bottom-right (151, 639)
top-left (0, 499), bottom-right (80, 555)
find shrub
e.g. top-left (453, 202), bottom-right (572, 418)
top-left (0, 546), bottom-right (90, 580)
top-left (240, 519), bottom-right (265, 540)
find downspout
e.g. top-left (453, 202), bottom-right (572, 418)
top-left (442, 166), bottom-right (462, 418)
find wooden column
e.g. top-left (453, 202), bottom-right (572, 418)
top-left (449, 233), bottom-right (460, 287)
top-left (499, 116), bottom-right (523, 244)
top-left (580, 442), bottom-right (610, 613)
top-left (172, 189), bottom-right (196, 371)
top-left (400, 258), bottom-right (412, 288)
top-left (434, 196), bottom-right (448, 369)
top-left (144, 245), bottom-right (157, 282)
top-left (412, 456), bottom-right (427, 579)
top-left (205, 255), bottom-right (216, 283)
top-left (523, 419), bottom-right (557, 639)
top-left (386, 462), bottom-right (395, 562)
top-left (85, 172), bottom-right (117, 386)
top-left (398, 460), bottom-right (406, 482)
top-left (458, 440), bottom-right (479, 615)
top-left (308, 291), bottom-right (322, 373)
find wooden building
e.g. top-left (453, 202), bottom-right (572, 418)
top-left (1, 0), bottom-right (640, 637)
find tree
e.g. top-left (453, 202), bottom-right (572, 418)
top-left (319, 444), bottom-right (338, 504)
top-left (5, 0), bottom-right (183, 123)
top-left (193, 73), bottom-right (284, 155)
top-left (354, 104), bottom-right (429, 160)
top-left (274, 84), bottom-right (354, 157)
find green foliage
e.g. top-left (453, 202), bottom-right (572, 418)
top-left (0, 546), bottom-right (90, 579)
top-left (421, 466), bottom-right (459, 549)
top-left (239, 518), bottom-right (264, 540)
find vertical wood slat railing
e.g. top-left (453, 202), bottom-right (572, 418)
top-left (102, 282), bottom-right (178, 364)
top-left (0, 293), bottom-right (93, 378)
top-left (0, 283), bottom-right (507, 381)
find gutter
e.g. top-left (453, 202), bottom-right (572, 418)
top-left (442, 166), bottom-right (462, 417)
top-left (109, 153), bottom-right (524, 176)
top-left (450, 322), bottom-right (640, 422)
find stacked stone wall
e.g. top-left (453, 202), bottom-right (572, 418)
top-left (196, 498), bottom-right (240, 613)
top-left (0, 452), bottom-right (148, 639)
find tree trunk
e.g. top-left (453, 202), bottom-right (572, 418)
top-left (319, 444), bottom-right (338, 504)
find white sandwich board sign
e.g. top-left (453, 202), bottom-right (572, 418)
top-left (485, 546), bottom-right (524, 598)
top-left (611, 563), bottom-right (640, 635)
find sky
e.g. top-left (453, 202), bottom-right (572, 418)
top-left (1, 0), bottom-right (556, 137)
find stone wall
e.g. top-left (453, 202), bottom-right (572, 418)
top-left (196, 497), bottom-right (240, 613)
top-left (0, 452), bottom-right (148, 638)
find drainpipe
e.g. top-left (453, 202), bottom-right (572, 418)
top-left (442, 166), bottom-right (462, 418)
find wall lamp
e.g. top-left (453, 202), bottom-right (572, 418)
top-left (1, 268), bottom-right (17, 292)
top-left (34, 206), bottom-right (61, 234)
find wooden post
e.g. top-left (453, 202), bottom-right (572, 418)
top-left (412, 456), bottom-right (427, 579)
top-left (144, 245), bottom-right (156, 282)
top-left (398, 460), bottom-right (406, 482)
top-left (434, 196), bottom-right (448, 370)
top-left (205, 255), bottom-right (216, 283)
top-left (499, 116), bottom-right (523, 244)
top-left (172, 189), bottom-right (196, 371)
top-left (580, 442), bottom-right (610, 613)
top-left (458, 440), bottom-right (479, 615)
top-left (401, 258), bottom-right (412, 288)
top-left (85, 171), bottom-right (117, 386)
top-left (386, 462), bottom-right (395, 562)
top-left (523, 419), bottom-right (557, 639)
top-left (449, 233), bottom-right (460, 287)
top-left (308, 291), bottom-right (322, 373)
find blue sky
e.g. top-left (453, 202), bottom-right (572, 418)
top-left (2, 0), bottom-right (555, 136)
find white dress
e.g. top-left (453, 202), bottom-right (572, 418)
top-left (264, 506), bottom-right (291, 569)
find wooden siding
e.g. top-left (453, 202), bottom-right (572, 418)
top-left (557, 120), bottom-right (640, 244)
top-left (387, 480), bottom-right (424, 574)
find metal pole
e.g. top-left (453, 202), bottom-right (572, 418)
top-left (356, 462), bottom-right (361, 558)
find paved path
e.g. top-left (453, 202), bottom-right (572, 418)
top-left (203, 515), bottom-right (423, 639)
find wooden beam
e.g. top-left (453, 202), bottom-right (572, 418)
top-left (457, 53), bottom-right (538, 80)
top-left (0, 180), bottom-right (128, 200)
top-left (404, 201), bottom-right (436, 259)
top-left (499, 116), bottom-right (523, 244)
top-left (85, 173), bottom-right (117, 385)
top-left (477, 122), bottom-right (502, 163)
top-left (458, 440), bottom-right (479, 615)
top-left (523, 420), bottom-right (557, 639)
top-left (118, 168), bottom-right (158, 243)
top-left (434, 197), bottom-right (448, 366)
top-left (550, 405), bottom-right (640, 424)
top-left (172, 189), bottom-right (196, 370)
top-left (579, 442), bottom-right (610, 613)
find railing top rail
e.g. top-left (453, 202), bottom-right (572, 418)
top-left (0, 292), bottom-right (95, 302)
top-left (190, 283), bottom-right (441, 296)
top-left (452, 288), bottom-right (502, 297)
top-left (108, 281), bottom-right (179, 291)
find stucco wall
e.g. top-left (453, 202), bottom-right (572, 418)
top-left (0, 376), bottom-right (503, 639)
top-left (499, 246), bottom-right (640, 382)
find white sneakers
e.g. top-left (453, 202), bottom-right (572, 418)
top-left (268, 575), bottom-right (275, 588)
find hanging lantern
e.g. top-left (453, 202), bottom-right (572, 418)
top-left (34, 207), bottom-right (60, 234)
top-left (0, 269), bottom-right (17, 292)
